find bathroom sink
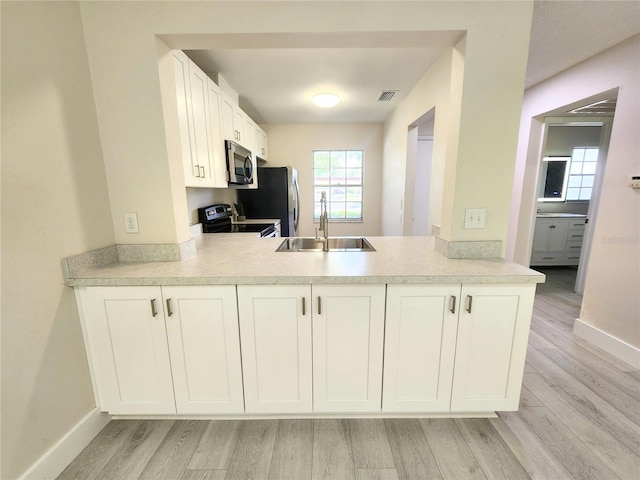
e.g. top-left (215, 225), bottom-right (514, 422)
top-left (276, 237), bottom-right (376, 252)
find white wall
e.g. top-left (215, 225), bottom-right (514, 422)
top-left (264, 124), bottom-right (383, 237)
top-left (382, 4), bottom-right (533, 252)
top-left (1, 3), bottom-right (115, 478)
top-left (510, 35), bottom-right (640, 349)
top-left (186, 188), bottom-right (237, 226)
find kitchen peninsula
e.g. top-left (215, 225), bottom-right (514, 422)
top-left (65, 236), bottom-right (544, 417)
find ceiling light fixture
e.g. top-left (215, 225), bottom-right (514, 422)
top-left (312, 92), bottom-right (341, 108)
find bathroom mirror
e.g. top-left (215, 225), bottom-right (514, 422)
top-left (538, 156), bottom-right (570, 202)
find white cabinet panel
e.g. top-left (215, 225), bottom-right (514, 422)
top-left (172, 50), bottom-right (227, 188)
top-left (531, 217), bottom-right (585, 266)
top-left (312, 284), bottom-right (386, 413)
top-left (237, 285), bottom-right (312, 413)
top-left (79, 286), bottom-right (176, 414)
top-left (188, 65), bottom-right (212, 185)
top-left (173, 52), bottom-right (199, 187)
top-left (163, 286), bottom-right (243, 414)
top-left (205, 79), bottom-right (227, 188)
top-left (383, 285), bottom-right (460, 412)
top-left (451, 284), bottom-right (535, 412)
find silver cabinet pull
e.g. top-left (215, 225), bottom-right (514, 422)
top-left (466, 295), bottom-right (473, 313)
top-left (450, 295), bottom-right (457, 314)
top-left (200, 166), bottom-right (205, 178)
top-left (318, 296), bottom-right (322, 315)
top-left (166, 298), bottom-right (173, 317)
top-left (194, 165), bottom-right (200, 177)
top-left (302, 297), bottom-right (306, 316)
top-left (150, 299), bottom-right (158, 317)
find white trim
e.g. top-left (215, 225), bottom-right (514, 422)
top-left (573, 318), bottom-right (640, 369)
top-left (18, 408), bottom-right (111, 480)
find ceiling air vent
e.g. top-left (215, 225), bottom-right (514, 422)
top-left (377, 90), bottom-right (398, 101)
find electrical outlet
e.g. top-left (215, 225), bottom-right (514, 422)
top-left (124, 213), bottom-right (139, 233)
top-left (464, 208), bottom-right (486, 229)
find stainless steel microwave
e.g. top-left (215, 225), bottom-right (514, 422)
top-left (225, 140), bottom-right (254, 185)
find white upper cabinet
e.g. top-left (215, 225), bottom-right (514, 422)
top-left (173, 52), bottom-right (200, 187)
top-left (172, 50), bottom-right (227, 188)
top-left (257, 126), bottom-right (268, 161)
top-left (205, 80), bottom-right (227, 188)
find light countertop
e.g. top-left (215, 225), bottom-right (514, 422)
top-left (65, 236), bottom-right (545, 287)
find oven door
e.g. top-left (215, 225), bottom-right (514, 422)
top-left (226, 140), bottom-right (254, 185)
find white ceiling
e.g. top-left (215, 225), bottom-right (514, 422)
top-left (185, 1), bottom-right (640, 124)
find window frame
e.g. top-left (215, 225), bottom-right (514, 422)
top-left (565, 146), bottom-right (598, 202)
top-left (312, 149), bottom-right (365, 223)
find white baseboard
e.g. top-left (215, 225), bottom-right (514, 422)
top-left (19, 407), bottom-right (111, 480)
top-left (573, 318), bottom-right (640, 369)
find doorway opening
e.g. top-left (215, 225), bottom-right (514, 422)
top-left (404, 108), bottom-right (435, 236)
top-left (529, 96), bottom-right (616, 296)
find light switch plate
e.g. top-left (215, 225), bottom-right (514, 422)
top-left (465, 208), bottom-right (486, 229)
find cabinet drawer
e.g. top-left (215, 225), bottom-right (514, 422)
top-left (530, 252), bottom-right (563, 265)
top-left (567, 232), bottom-right (585, 242)
top-left (566, 241), bottom-right (583, 253)
top-left (568, 219), bottom-right (586, 229)
top-left (564, 252), bottom-right (581, 265)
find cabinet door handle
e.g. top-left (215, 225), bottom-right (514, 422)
top-left (200, 166), bottom-right (205, 178)
top-left (302, 297), bottom-right (306, 316)
top-left (549, 225), bottom-right (556, 229)
top-left (150, 299), bottom-right (158, 317)
top-left (194, 165), bottom-right (200, 178)
top-left (465, 295), bottom-right (473, 313)
top-left (318, 296), bottom-right (322, 315)
top-left (450, 295), bottom-right (457, 314)
top-left (166, 298), bottom-right (173, 317)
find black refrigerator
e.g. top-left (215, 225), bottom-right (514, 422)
top-left (238, 167), bottom-right (299, 237)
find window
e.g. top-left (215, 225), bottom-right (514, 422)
top-left (313, 150), bottom-right (363, 221)
top-left (566, 147), bottom-right (598, 201)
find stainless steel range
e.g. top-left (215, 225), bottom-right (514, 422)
top-left (197, 204), bottom-right (277, 237)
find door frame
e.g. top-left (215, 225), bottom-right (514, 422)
top-left (534, 116), bottom-right (613, 294)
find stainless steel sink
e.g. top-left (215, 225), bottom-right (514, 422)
top-left (276, 237), bottom-right (376, 252)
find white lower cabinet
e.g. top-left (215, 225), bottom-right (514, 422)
top-left (313, 284), bottom-right (386, 413)
top-left (383, 283), bottom-right (535, 413)
top-left (382, 285), bottom-right (460, 412)
top-left (78, 281), bottom-right (535, 416)
top-left (237, 284), bottom-right (386, 414)
top-left (78, 285), bottom-right (243, 415)
top-left (236, 285), bottom-right (313, 414)
top-left (450, 284), bottom-right (535, 412)
top-left (163, 286), bottom-right (244, 414)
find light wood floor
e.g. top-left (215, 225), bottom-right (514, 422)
top-left (58, 268), bottom-right (640, 480)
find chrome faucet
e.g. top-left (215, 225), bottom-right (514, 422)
top-left (316, 191), bottom-right (329, 251)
